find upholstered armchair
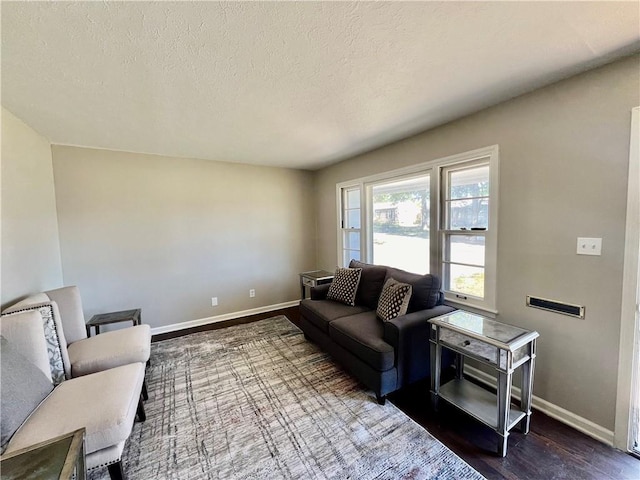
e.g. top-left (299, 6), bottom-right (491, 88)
top-left (3, 286), bottom-right (151, 394)
top-left (0, 310), bottom-right (146, 480)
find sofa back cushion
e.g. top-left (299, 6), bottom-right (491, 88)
top-left (384, 267), bottom-right (442, 312)
top-left (349, 260), bottom-right (388, 309)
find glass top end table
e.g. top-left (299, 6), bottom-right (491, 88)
top-left (0, 428), bottom-right (86, 480)
top-left (429, 310), bottom-right (539, 457)
top-left (429, 310), bottom-right (537, 349)
top-left (299, 270), bottom-right (334, 299)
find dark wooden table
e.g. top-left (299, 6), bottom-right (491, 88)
top-left (85, 309), bottom-right (141, 336)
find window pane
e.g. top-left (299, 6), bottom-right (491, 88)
top-left (450, 165), bottom-right (489, 200)
top-left (345, 231), bottom-right (360, 250)
top-left (448, 198), bottom-right (488, 229)
top-left (346, 209), bottom-right (361, 229)
top-left (447, 235), bottom-right (485, 266)
top-left (372, 175), bottom-right (430, 274)
top-left (344, 250), bottom-right (360, 265)
top-left (346, 189), bottom-right (360, 209)
top-left (447, 264), bottom-right (485, 298)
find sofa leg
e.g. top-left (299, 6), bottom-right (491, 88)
top-left (136, 395), bottom-right (146, 422)
top-left (107, 461), bottom-right (126, 480)
top-left (376, 394), bottom-right (386, 406)
top-left (142, 379), bottom-right (148, 401)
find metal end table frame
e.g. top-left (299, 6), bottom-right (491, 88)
top-left (429, 314), bottom-right (538, 457)
top-left (0, 428), bottom-right (86, 480)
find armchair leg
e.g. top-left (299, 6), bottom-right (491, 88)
top-left (107, 461), bottom-right (126, 480)
top-left (142, 379), bottom-right (148, 401)
top-left (376, 394), bottom-right (386, 406)
top-left (136, 395), bottom-right (146, 422)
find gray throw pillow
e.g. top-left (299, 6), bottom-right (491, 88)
top-left (327, 267), bottom-right (362, 306)
top-left (377, 278), bottom-right (413, 321)
top-left (0, 336), bottom-right (54, 452)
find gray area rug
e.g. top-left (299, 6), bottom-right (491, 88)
top-left (90, 316), bottom-right (485, 479)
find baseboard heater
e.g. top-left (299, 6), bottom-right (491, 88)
top-left (526, 295), bottom-right (585, 319)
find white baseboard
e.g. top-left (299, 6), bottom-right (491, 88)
top-left (463, 365), bottom-right (615, 446)
top-left (150, 300), bottom-right (300, 336)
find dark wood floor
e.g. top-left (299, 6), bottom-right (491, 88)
top-left (389, 381), bottom-right (640, 480)
top-left (153, 307), bottom-right (640, 480)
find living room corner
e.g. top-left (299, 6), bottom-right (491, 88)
top-left (2, 2), bottom-right (639, 479)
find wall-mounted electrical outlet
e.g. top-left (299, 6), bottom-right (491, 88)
top-left (577, 237), bottom-right (602, 256)
top-left (211, 297), bottom-right (218, 306)
top-left (249, 289), bottom-right (256, 298)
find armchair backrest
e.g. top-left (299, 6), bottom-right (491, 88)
top-left (2, 298), bottom-right (72, 382)
top-left (0, 310), bottom-right (53, 382)
top-left (45, 286), bottom-right (87, 344)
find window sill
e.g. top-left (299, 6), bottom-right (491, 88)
top-left (443, 297), bottom-right (498, 318)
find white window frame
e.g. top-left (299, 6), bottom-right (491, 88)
top-left (338, 185), bottom-right (364, 266)
top-left (337, 145), bottom-right (499, 314)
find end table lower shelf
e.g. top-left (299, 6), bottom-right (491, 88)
top-left (438, 379), bottom-right (527, 432)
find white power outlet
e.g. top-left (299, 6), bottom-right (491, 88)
top-left (577, 237), bottom-right (602, 256)
top-left (211, 297), bottom-right (218, 306)
top-left (249, 289), bottom-right (256, 298)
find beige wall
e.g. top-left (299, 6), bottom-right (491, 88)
top-left (314, 55), bottom-right (640, 430)
top-left (1, 108), bottom-right (63, 307)
top-left (51, 146), bottom-right (316, 330)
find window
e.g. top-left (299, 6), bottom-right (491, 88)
top-left (340, 186), bottom-right (362, 266)
top-left (337, 146), bottom-right (498, 313)
top-left (371, 175), bottom-right (430, 274)
top-left (441, 161), bottom-right (490, 300)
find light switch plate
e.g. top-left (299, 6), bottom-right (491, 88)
top-left (577, 237), bottom-right (602, 256)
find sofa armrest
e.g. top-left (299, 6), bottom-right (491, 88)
top-left (383, 305), bottom-right (456, 387)
top-left (310, 283), bottom-right (331, 300)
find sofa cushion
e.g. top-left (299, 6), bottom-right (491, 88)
top-left (5, 362), bottom-right (145, 455)
top-left (0, 335), bottom-right (54, 452)
top-left (68, 324), bottom-right (151, 377)
top-left (384, 268), bottom-right (442, 312)
top-left (376, 278), bottom-right (412, 321)
top-left (349, 260), bottom-right (388, 309)
top-left (300, 299), bottom-right (369, 334)
top-left (327, 267), bottom-right (362, 306)
top-left (329, 311), bottom-right (395, 371)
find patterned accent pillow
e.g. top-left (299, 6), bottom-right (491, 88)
top-left (1, 304), bottom-right (67, 385)
top-left (377, 278), bottom-right (413, 321)
top-left (327, 267), bottom-right (362, 306)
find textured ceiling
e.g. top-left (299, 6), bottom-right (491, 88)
top-left (2, 2), bottom-right (639, 170)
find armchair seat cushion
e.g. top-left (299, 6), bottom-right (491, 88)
top-left (329, 311), bottom-right (395, 372)
top-left (4, 362), bottom-right (145, 455)
top-left (68, 325), bottom-right (151, 377)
